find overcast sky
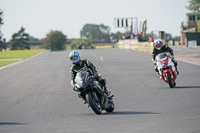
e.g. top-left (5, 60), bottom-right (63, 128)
top-left (1, 0), bottom-right (190, 41)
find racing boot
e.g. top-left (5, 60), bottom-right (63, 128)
top-left (154, 67), bottom-right (158, 72)
top-left (175, 63), bottom-right (179, 75)
top-left (104, 86), bottom-right (114, 99)
top-left (173, 60), bottom-right (179, 75)
top-left (176, 68), bottom-right (179, 75)
top-left (154, 66), bottom-right (160, 75)
top-left (104, 86), bottom-right (110, 95)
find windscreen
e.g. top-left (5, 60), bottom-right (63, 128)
top-left (156, 52), bottom-right (168, 60)
top-left (75, 71), bottom-right (89, 82)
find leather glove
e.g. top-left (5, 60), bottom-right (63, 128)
top-left (91, 73), bottom-right (98, 79)
top-left (73, 86), bottom-right (78, 91)
top-left (93, 73), bottom-right (98, 78)
top-left (90, 75), bottom-right (96, 79)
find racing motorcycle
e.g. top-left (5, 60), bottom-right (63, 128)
top-left (155, 52), bottom-right (177, 88)
top-left (74, 71), bottom-right (115, 114)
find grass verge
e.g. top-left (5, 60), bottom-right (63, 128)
top-left (0, 49), bottom-right (45, 59)
top-left (0, 49), bottom-right (46, 67)
top-left (0, 60), bottom-right (20, 67)
top-left (96, 45), bottom-right (114, 49)
top-left (135, 43), bottom-right (154, 53)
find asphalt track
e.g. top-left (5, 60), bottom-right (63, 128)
top-left (0, 48), bottom-right (200, 133)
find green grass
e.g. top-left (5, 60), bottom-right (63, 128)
top-left (0, 49), bottom-right (46, 67)
top-left (0, 49), bottom-right (46, 59)
top-left (0, 60), bottom-right (20, 67)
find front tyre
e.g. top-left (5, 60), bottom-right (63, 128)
top-left (166, 71), bottom-right (174, 88)
top-left (87, 91), bottom-right (102, 114)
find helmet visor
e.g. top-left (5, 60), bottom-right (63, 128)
top-left (70, 56), bottom-right (78, 61)
top-left (155, 43), bottom-right (162, 49)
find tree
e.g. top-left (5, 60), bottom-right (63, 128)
top-left (110, 31), bottom-right (122, 42)
top-left (42, 30), bottom-right (67, 51)
top-left (28, 36), bottom-right (41, 45)
top-left (172, 36), bottom-right (180, 42)
top-left (11, 27), bottom-right (30, 50)
top-left (80, 24), bottom-right (111, 43)
top-left (186, 0), bottom-right (200, 12)
top-left (0, 10), bottom-right (3, 25)
top-left (165, 33), bottom-right (172, 41)
top-left (0, 9), bottom-right (6, 51)
top-left (198, 20), bottom-right (200, 32)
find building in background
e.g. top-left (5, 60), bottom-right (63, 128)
top-left (180, 12), bottom-right (200, 46)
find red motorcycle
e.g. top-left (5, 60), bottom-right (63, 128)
top-left (155, 52), bottom-right (177, 88)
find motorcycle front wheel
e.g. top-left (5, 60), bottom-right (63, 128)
top-left (166, 71), bottom-right (174, 88)
top-left (86, 91), bottom-right (102, 114)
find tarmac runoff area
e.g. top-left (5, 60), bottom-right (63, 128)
top-left (175, 54), bottom-right (200, 66)
top-left (134, 45), bottom-right (200, 66)
top-left (173, 46), bottom-right (200, 66)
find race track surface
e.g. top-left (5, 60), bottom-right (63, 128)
top-left (0, 49), bottom-right (200, 133)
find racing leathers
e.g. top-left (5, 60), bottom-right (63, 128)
top-left (70, 59), bottom-right (109, 94)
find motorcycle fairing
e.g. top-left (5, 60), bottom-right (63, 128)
top-left (157, 55), bottom-right (169, 67)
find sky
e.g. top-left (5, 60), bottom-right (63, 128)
top-left (0, 0), bottom-right (190, 41)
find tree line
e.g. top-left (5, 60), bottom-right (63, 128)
top-left (0, 9), bottom-right (122, 51)
top-left (0, 9), bottom-right (6, 51)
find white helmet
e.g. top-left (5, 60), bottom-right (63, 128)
top-left (154, 39), bottom-right (163, 50)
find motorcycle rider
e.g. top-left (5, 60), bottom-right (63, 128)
top-left (152, 39), bottom-right (179, 75)
top-left (69, 51), bottom-right (110, 95)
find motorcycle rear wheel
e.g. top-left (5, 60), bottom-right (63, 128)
top-left (105, 100), bottom-right (115, 112)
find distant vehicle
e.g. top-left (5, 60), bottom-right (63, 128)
top-left (76, 43), bottom-right (84, 49)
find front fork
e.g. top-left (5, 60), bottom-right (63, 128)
top-left (78, 92), bottom-right (87, 104)
top-left (162, 68), bottom-right (177, 83)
